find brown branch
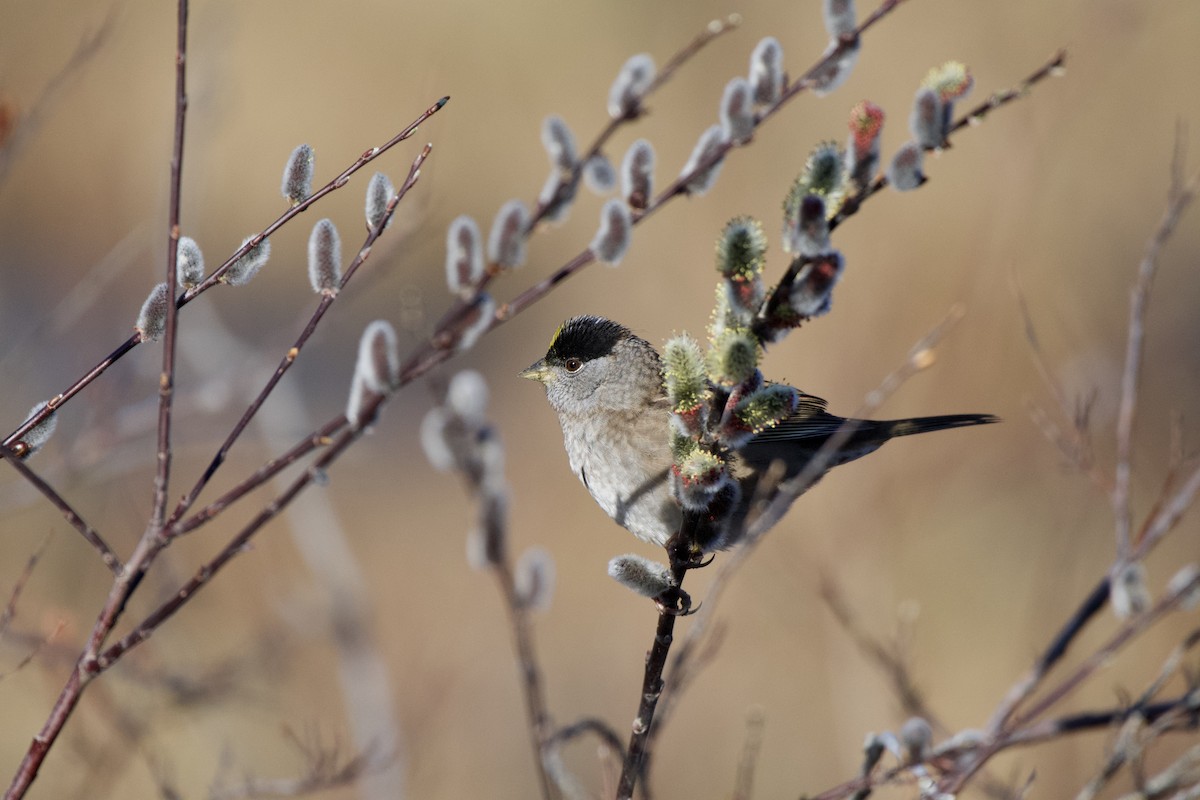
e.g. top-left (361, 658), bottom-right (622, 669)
top-left (150, 0), bottom-right (190, 533)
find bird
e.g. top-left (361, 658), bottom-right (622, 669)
top-left (521, 315), bottom-right (996, 553)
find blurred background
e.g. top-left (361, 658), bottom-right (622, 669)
top-left (1, 0), bottom-right (1198, 797)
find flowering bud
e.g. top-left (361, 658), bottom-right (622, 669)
top-left (922, 61), bottom-right (973, 141)
top-left (420, 407), bottom-right (456, 473)
top-left (515, 546), bottom-right (556, 612)
top-left (476, 488), bottom-right (509, 566)
top-left (886, 141), bottom-right (926, 191)
top-left (356, 319), bottom-right (399, 395)
top-left (845, 100), bottom-right (885, 189)
top-left (223, 236), bottom-right (271, 286)
top-left (899, 717), bottom-right (933, 762)
top-left (909, 87), bottom-right (944, 149)
top-left (608, 554), bottom-right (673, 598)
top-left (923, 61), bottom-right (973, 102)
top-left (681, 124), bottom-right (727, 196)
top-left (620, 139), bottom-right (655, 210)
top-left (541, 115), bottom-right (577, 172)
top-left (346, 321), bottom-right (397, 429)
top-left (783, 194), bottom-right (830, 257)
top-left (307, 218), bottom-right (342, 294)
top-left (455, 293), bottom-right (495, 354)
top-left (719, 77), bottom-right (755, 144)
top-left (672, 450), bottom-right (734, 511)
top-left (487, 199), bottom-right (530, 269)
top-left (729, 384), bottom-right (799, 440)
top-left (708, 328), bottom-right (759, 387)
top-left (823, 0), bottom-right (856, 37)
top-left (789, 251), bottom-right (844, 317)
top-left (589, 199), bottom-right (633, 266)
top-left (364, 171), bottom-right (395, 230)
top-left (802, 140), bottom-right (846, 197)
top-left (583, 153), bottom-right (617, 194)
top-left (663, 334), bottom-right (709, 415)
top-left (716, 216), bottom-right (767, 281)
top-left (1168, 564), bottom-right (1200, 610)
top-left (538, 168), bottom-right (579, 224)
top-left (135, 282), bottom-right (171, 341)
top-left (607, 53), bottom-right (656, 119)
top-left (281, 143), bottom-right (314, 206)
top-left (445, 215), bottom-right (484, 296)
top-left (1111, 562), bottom-right (1150, 619)
top-left (749, 37), bottom-right (784, 106)
top-left (447, 369), bottom-right (489, 426)
top-left (860, 733), bottom-right (887, 776)
top-left (176, 236), bottom-right (204, 288)
top-left (18, 402), bottom-right (57, 458)
top-left (811, 40), bottom-right (859, 97)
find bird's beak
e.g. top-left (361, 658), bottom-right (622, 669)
top-left (519, 359), bottom-right (550, 384)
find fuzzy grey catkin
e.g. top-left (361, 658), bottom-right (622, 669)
top-left (281, 143), bottom-right (314, 206)
top-left (307, 218), bottom-right (342, 294)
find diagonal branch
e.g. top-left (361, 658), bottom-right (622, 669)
top-left (0, 446), bottom-right (119, 574)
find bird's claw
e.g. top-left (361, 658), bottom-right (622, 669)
top-left (654, 586), bottom-right (699, 616)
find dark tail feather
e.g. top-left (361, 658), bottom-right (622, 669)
top-left (883, 413), bottom-right (999, 438)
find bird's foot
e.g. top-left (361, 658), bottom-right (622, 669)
top-left (654, 586), bottom-right (699, 616)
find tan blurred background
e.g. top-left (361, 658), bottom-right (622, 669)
top-left (1, 0), bottom-right (1198, 797)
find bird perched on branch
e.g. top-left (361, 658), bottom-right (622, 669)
top-left (522, 315), bottom-right (996, 553)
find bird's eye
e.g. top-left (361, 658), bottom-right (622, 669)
top-left (564, 357), bottom-right (583, 373)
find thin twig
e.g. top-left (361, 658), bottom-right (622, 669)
top-left (0, 534), bottom-right (52, 641)
top-left (819, 578), bottom-right (933, 722)
top-left (1011, 272), bottom-right (1110, 493)
top-left (0, 13), bottom-right (113, 187)
top-left (0, 446), bottom-right (119, 573)
top-left (1115, 161), bottom-right (1200, 561)
top-left (173, 417), bottom-right (346, 536)
top-left (1113, 141), bottom-right (1198, 561)
top-left (732, 708), bottom-right (766, 800)
top-left (150, 0), bottom-right (189, 532)
top-left (494, 560), bottom-right (556, 800)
